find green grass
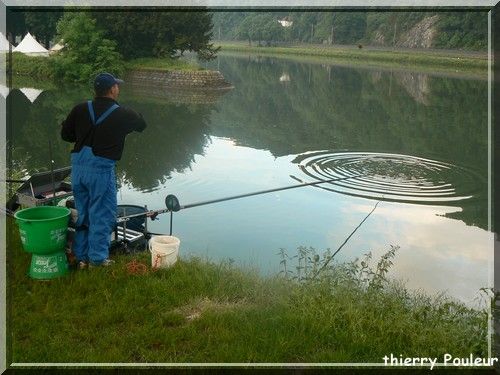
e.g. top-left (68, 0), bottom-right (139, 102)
top-left (216, 42), bottom-right (488, 77)
top-left (7, 53), bottom-right (202, 84)
top-left (125, 57), bottom-right (204, 72)
top-left (7, 52), bottom-right (54, 80)
top-left (8, 219), bottom-right (488, 364)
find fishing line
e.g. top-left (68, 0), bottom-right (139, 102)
top-left (312, 200), bottom-right (381, 280)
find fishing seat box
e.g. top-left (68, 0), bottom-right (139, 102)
top-left (15, 167), bottom-right (73, 207)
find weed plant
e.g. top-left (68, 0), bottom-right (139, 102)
top-left (277, 245), bottom-right (488, 361)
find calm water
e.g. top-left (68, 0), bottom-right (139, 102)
top-left (7, 53), bottom-right (491, 304)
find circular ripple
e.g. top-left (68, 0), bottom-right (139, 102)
top-left (292, 151), bottom-right (484, 204)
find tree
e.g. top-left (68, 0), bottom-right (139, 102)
top-left (52, 12), bottom-right (124, 83)
top-left (260, 15), bottom-right (284, 46)
top-left (235, 13), bottom-right (284, 46)
top-left (24, 11), bottom-right (63, 48)
top-left (236, 16), bottom-right (255, 45)
top-left (92, 11), bottom-right (219, 60)
top-left (289, 12), bottom-right (321, 43)
top-left (435, 12), bottom-right (487, 49)
top-left (6, 9), bottom-right (27, 43)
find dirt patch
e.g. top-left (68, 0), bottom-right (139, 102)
top-left (176, 297), bottom-right (250, 322)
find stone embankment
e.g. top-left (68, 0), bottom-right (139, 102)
top-left (126, 69), bottom-right (233, 90)
top-left (125, 69), bottom-right (233, 104)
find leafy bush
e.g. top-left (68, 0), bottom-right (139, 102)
top-left (51, 12), bottom-right (124, 84)
top-left (8, 52), bottom-right (54, 79)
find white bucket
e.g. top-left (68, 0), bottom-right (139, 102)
top-left (149, 235), bottom-right (180, 269)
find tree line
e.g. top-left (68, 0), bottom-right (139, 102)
top-left (8, 9), bottom-right (218, 58)
top-left (212, 11), bottom-right (488, 50)
top-left (6, 10), bottom-right (487, 83)
top-left (7, 9), bottom-right (218, 82)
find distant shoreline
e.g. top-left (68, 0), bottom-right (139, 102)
top-left (215, 42), bottom-right (488, 78)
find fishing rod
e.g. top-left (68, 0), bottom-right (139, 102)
top-left (49, 141), bottom-right (57, 206)
top-left (116, 208), bottom-right (170, 224)
top-left (175, 173), bottom-right (365, 211)
top-left (115, 174), bottom-right (366, 236)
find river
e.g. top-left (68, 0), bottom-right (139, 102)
top-left (7, 52), bottom-right (490, 305)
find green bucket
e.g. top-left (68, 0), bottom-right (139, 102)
top-left (29, 251), bottom-right (68, 279)
top-left (15, 206), bottom-right (71, 254)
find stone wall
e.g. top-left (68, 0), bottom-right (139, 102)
top-left (126, 69), bottom-right (233, 90)
top-left (127, 84), bottom-right (231, 105)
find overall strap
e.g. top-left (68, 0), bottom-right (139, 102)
top-left (87, 101), bottom-right (120, 126)
top-left (96, 103), bottom-right (120, 125)
top-left (87, 100), bottom-right (96, 125)
top-left (83, 101), bottom-right (121, 150)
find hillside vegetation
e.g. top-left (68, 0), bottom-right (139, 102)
top-left (212, 11), bottom-right (488, 50)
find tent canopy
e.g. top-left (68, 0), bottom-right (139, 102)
top-left (49, 40), bottom-right (64, 53)
top-left (13, 32), bottom-right (49, 56)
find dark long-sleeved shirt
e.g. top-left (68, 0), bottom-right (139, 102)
top-left (61, 97), bottom-right (147, 161)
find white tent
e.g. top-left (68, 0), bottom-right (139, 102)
top-left (20, 87), bottom-right (43, 103)
top-left (0, 33), bottom-right (11, 52)
top-left (13, 32), bottom-right (49, 57)
top-left (49, 40), bottom-right (64, 54)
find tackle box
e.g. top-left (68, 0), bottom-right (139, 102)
top-left (15, 167), bottom-right (73, 207)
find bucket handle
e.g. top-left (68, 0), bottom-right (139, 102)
top-left (149, 240), bottom-right (168, 269)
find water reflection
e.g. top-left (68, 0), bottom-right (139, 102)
top-left (0, 83), bottom-right (9, 98)
top-left (8, 54), bottom-right (490, 303)
top-left (292, 151), bottom-right (484, 205)
top-left (340, 201), bottom-right (490, 306)
top-left (125, 84), bottom-right (231, 105)
top-left (207, 55), bottom-right (487, 166)
top-left (7, 86), bottom-right (214, 193)
top-left (205, 55), bottom-right (488, 230)
top-left (116, 91), bottom-right (213, 191)
top-left (19, 87), bottom-right (43, 103)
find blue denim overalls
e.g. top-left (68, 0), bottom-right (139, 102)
top-left (71, 101), bottom-right (119, 264)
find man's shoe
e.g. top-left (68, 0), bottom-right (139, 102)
top-left (77, 261), bottom-right (88, 270)
top-left (89, 259), bottom-right (115, 268)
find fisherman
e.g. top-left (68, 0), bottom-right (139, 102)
top-left (61, 72), bottom-right (147, 268)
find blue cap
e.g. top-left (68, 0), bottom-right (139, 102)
top-left (94, 72), bottom-right (124, 90)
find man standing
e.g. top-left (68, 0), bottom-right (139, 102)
top-left (61, 72), bottom-right (147, 268)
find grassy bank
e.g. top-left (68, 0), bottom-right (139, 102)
top-left (125, 57), bottom-right (203, 72)
top-left (8, 219), bottom-right (488, 364)
top-left (216, 42), bottom-right (488, 76)
top-left (7, 53), bottom-right (203, 83)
